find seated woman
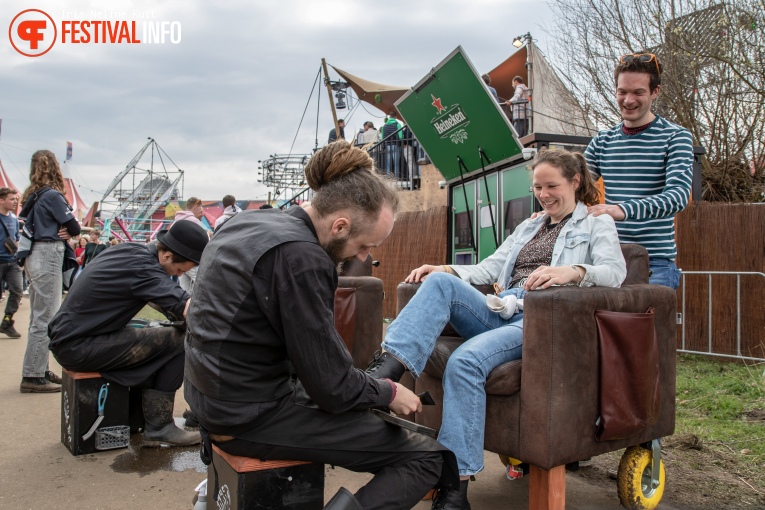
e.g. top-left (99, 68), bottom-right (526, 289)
top-left (366, 148), bottom-right (627, 509)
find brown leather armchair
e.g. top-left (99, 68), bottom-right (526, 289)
top-left (336, 275), bottom-right (384, 370)
top-left (396, 244), bottom-right (676, 510)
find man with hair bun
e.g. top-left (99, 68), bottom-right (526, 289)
top-left (185, 140), bottom-right (458, 509)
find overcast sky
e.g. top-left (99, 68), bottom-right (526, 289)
top-left (1, 0), bottom-right (552, 207)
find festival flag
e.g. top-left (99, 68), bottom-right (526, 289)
top-left (66, 141), bottom-right (73, 161)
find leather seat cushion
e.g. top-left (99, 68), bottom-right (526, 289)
top-left (422, 337), bottom-right (522, 396)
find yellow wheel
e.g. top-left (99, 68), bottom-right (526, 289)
top-left (497, 454), bottom-right (523, 467)
top-left (617, 446), bottom-right (666, 510)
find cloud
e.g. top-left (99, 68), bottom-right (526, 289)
top-left (0, 0), bottom-right (551, 207)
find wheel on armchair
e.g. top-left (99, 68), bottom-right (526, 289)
top-left (617, 445), bottom-right (666, 510)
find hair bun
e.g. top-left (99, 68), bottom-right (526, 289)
top-left (304, 141), bottom-right (374, 191)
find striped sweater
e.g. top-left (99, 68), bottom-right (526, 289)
top-left (584, 116), bottom-right (693, 261)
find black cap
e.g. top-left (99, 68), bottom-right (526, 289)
top-left (157, 221), bottom-right (208, 264)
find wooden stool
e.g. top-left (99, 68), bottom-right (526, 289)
top-left (210, 444), bottom-right (325, 509)
top-left (60, 369), bottom-right (129, 456)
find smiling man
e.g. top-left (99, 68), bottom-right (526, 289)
top-left (584, 52), bottom-right (694, 289)
top-left (48, 220), bottom-right (209, 447)
top-left (184, 141), bottom-right (457, 510)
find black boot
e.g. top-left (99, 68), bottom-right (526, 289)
top-left (432, 480), bottom-right (471, 510)
top-left (141, 389), bottom-right (201, 447)
top-left (0, 315), bottom-right (21, 338)
top-left (324, 487), bottom-right (362, 509)
top-left (365, 350), bottom-right (407, 382)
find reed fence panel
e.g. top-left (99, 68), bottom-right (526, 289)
top-left (675, 203), bottom-right (765, 359)
top-left (369, 206), bottom-right (448, 319)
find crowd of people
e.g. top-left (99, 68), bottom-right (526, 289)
top-left (0, 51), bottom-right (692, 509)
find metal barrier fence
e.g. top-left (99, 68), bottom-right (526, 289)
top-left (679, 271), bottom-right (765, 362)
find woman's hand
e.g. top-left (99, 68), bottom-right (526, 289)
top-left (57, 227), bottom-right (72, 241)
top-left (404, 264), bottom-right (444, 284)
top-left (524, 265), bottom-right (583, 290)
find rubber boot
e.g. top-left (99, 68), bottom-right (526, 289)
top-left (141, 389), bottom-right (201, 447)
top-left (324, 487), bottom-right (363, 510)
top-left (365, 350), bottom-right (407, 382)
top-left (432, 480), bottom-right (471, 510)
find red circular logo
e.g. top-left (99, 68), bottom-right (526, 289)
top-left (9, 9), bottom-right (57, 57)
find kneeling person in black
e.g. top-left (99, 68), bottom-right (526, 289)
top-left (48, 221), bottom-right (209, 447)
top-left (184, 141), bottom-right (458, 510)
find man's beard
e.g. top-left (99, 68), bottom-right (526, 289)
top-left (324, 235), bottom-right (355, 270)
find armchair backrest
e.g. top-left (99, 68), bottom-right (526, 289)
top-left (619, 244), bottom-right (650, 285)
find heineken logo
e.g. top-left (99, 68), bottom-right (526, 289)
top-left (430, 95), bottom-right (470, 144)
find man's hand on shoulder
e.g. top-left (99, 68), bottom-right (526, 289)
top-left (587, 204), bottom-right (625, 221)
top-left (388, 383), bottom-right (422, 416)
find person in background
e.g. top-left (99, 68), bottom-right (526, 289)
top-left (506, 76), bottom-right (530, 137)
top-left (360, 121), bottom-right (380, 145)
top-left (49, 221), bottom-right (209, 447)
top-left (75, 236), bottom-right (88, 265)
top-left (214, 195), bottom-right (241, 231)
top-left (328, 119), bottom-right (346, 143)
top-left (19, 150), bottom-right (81, 393)
top-left (382, 111), bottom-right (404, 179)
top-left (0, 188), bottom-right (23, 339)
top-left (174, 197), bottom-right (207, 294)
top-left (482, 74), bottom-right (500, 103)
top-left (81, 229), bottom-right (107, 270)
top-left (584, 52), bottom-right (693, 289)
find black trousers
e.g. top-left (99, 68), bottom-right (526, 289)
top-left (0, 261), bottom-right (22, 317)
top-left (51, 326), bottom-right (185, 391)
top-left (205, 389), bottom-right (457, 510)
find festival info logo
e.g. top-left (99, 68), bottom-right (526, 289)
top-left (8, 9), bottom-right (181, 57)
top-left (9, 9), bottom-right (57, 57)
top-left (430, 94), bottom-right (470, 144)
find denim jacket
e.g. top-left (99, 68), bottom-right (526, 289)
top-left (453, 202), bottom-right (626, 289)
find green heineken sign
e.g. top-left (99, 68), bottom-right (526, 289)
top-left (396, 46), bottom-right (523, 181)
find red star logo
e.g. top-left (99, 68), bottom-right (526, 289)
top-left (431, 94), bottom-right (446, 114)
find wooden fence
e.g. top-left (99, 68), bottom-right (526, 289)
top-left (370, 206), bottom-right (448, 319)
top-left (675, 202), bottom-right (765, 359)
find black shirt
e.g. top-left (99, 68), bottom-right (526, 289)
top-left (328, 126), bottom-right (345, 143)
top-left (81, 242), bottom-right (107, 268)
top-left (185, 207), bottom-right (393, 434)
top-left (48, 243), bottom-right (189, 349)
top-left (31, 190), bottom-right (75, 241)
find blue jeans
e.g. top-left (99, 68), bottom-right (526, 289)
top-left (383, 272), bottom-right (526, 476)
top-left (385, 144), bottom-right (401, 179)
top-left (649, 258), bottom-right (681, 290)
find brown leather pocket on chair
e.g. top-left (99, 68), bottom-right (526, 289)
top-left (595, 308), bottom-right (660, 442)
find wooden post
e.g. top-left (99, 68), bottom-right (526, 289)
top-left (321, 58), bottom-right (341, 141)
top-left (529, 464), bottom-right (566, 510)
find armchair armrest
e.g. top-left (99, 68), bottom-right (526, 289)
top-left (518, 284), bottom-right (676, 469)
top-left (396, 281), bottom-right (494, 338)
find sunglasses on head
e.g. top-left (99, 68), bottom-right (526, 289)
top-left (619, 53), bottom-right (661, 76)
